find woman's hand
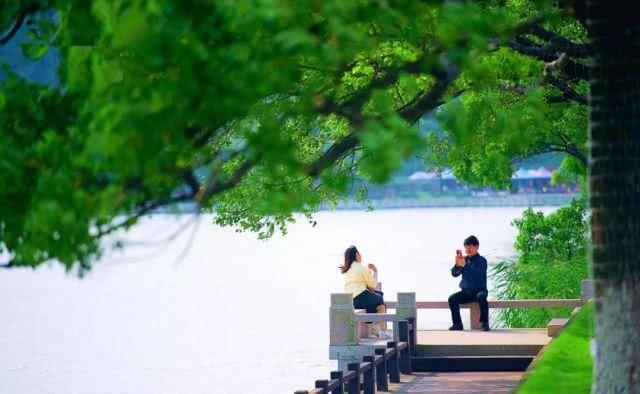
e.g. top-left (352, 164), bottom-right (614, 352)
top-left (367, 263), bottom-right (377, 272)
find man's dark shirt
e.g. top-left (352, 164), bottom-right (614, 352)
top-left (451, 254), bottom-right (487, 290)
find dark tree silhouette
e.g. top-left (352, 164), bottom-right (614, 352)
top-left (587, 0), bottom-right (640, 391)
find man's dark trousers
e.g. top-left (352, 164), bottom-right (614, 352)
top-left (448, 289), bottom-right (488, 327)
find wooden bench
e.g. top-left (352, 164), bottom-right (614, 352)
top-left (331, 292), bottom-right (417, 345)
top-left (330, 292), bottom-right (417, 371)
top-left (353, 310), bottom-right (397, 339)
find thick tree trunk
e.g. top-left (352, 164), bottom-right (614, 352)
top-left (587, 1), bottom-right (640, 392)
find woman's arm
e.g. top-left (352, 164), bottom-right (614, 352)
top-left (363, 265), bottom-right (377, 290)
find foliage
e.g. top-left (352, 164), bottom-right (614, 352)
top-left (491, 198), bottom-right (590, 327)
top-left (516, 301), bottom-right (594, 394)
top-left (422, 1), bottom-right (589, 188)
top-left (0, 1), bottom-right (586, 272)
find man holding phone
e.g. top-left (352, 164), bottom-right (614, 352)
top-left (448, 235), bottom-right (490, 331)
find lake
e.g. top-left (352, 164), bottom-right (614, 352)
top-left (0, 207), bottom-right (554, 393)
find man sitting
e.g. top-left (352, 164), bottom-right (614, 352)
top-left (448, 235), bottom-right (490, 331)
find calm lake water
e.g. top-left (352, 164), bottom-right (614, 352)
top-left (0, 207), bottom-right (554, 393)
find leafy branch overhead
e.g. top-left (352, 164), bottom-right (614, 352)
top-left (425, 3), bottom-right (589, 188)
top-left (0, 1), bottom-right (587, 271)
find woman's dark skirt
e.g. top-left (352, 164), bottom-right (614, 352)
top-left (353, 290), bottom-right (384, 313)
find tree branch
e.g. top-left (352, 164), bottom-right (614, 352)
top-left (297, 63), bottom-right (338, 74)
top-left (533, 141), bottom-right (588, 166)
top-left (0, 3), bottom-right (40, 46)
top-left (97, 51), bottom-right (458, 237)
top-left (307, 132), bottom-right (360, 177)
top-left (307, 60), bottom-right (460, 178)
top-left (181, 169), bottom-right (200, 195)
top-left (198, 71), bottom-right (450, 201)
top-left (97, 192), bottom-right (197, 238)
top-left (542, 53), bottom-right (587, 104)
top-left (196, 59), bottom-right (430, 207)
top-left (507, 37), bottom-right (590, 81)
top-left (0, 12), bottom-right (27, 46)
top-left (545, 74), bottom-right (588, 105)
top-left (545, 95), bottom-right (571, 104)
top-left (196, 156), bottom-right (256, 206)
top-left (398, 62), bottom-right (459, 124)
top-left (562, 144), bottom-right (588, 166)
top-left (314, 58), bottom-right (423, 125)
top-left (528, 25), bottom-right (589, 58)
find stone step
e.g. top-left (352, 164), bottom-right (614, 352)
top-left (411, 356), bottom-right (534, 372)
top-left (416, 343), bottom-right (543, 357)
top-left (547, 318), bottom-right (570, 337)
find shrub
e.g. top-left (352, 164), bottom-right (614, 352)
top-left (491, 198), bottom-right (590, 327)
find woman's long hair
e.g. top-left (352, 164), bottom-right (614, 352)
top-left (340, 245), bottom-right (359, 273)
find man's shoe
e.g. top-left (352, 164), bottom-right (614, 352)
top-left (481, 323), bottom-right (490, 331)
top-left (449, 325), bottom-right (463, 331)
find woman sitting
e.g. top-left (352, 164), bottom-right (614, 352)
top-left (340, 245), bottom-right (391, 338)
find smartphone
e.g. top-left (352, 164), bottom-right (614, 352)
top-left (456, 249), bottom-right (463, 258)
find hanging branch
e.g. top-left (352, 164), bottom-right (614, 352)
top-left (0, 12), bottom-right (27, 45)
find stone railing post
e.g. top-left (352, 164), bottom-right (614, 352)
top-left (330, 293), bottom-right (356, 346)
top-left (581, 279), bottom-right (593, 302)
top-left (329, 293), bottom-right (358, 345)
top-left (396, 292), bottom-right (416, 344)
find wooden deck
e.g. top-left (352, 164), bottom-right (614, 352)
top-left (360, 329), bottom-right (551, 350)
top-left (417, 329), bottom-right (550, 347)
top-left (359, 329), bottom-right (551, 373)
top-left (415, 329), bottom-right (550, 359)
top-left (390, 372), bottom-right (523, 393)
top-left (317, 286), bottom-right (593, 393)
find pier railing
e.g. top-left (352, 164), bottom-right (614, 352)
top-left (385, 298), bottom-right (585, 330)
top-left (295, 279), bottom-right (593, 392)
top-left (294, 321), bottom-right (413, 394)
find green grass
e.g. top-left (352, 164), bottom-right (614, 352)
top-left (516, 301), bottom-right (594, 394)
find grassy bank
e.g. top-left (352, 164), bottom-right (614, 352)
top-left (516, 301), bottom-right (594, 393)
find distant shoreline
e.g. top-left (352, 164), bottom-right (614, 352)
top-left (160, 193), bottom-right (579, 214)
top-left (322, 193), bottom-right (579, 210)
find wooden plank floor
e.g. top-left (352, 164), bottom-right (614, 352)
top-left (417, 329), bottom-right (550, 346)
top-left (360, 329), bottom-right (550, 347)
top-left (389, 372), bottom-right (523, 393)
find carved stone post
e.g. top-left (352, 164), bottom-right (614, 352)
top-left (396, 292), bottom-right (416, 342)
top-left (330, 293), bottom-right (357, 346)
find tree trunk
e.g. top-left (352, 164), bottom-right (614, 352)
top-left (587, 1), bottom-right (640, 392)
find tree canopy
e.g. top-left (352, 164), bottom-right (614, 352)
top-left (423, 1), bottom-right (588, 188)
top-left (0, 1), bottom-right (589, 272)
